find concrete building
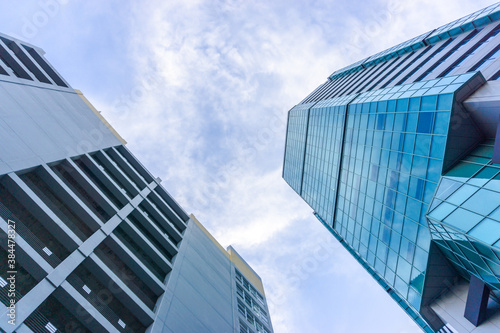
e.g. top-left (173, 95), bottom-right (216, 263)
top-left (0, 32), bottom-right (273, 333)
top-left (283, 3), bottom-right (500, 332)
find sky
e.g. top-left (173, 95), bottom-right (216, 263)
top-left (0, 0), bottom-right (496, 332)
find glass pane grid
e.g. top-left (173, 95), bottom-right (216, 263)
top-left (333, 90), bottom-right (455, 306)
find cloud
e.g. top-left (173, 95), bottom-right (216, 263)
top-left (0, 0), bottom-right (492, 332)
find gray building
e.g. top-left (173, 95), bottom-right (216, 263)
top-left (283, 3), bottom-right (500, 332)
top-left (0, 32), bottom-right (273, 333)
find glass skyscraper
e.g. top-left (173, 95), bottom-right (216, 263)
top-left (283, 3), bottom-right (500, 332)
top-left (0, 32), bottom-right (273, 333)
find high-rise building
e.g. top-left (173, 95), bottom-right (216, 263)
top-left (0, 32), bottom-right (273, 333)
top-left (283, 3), bottom-right (500, 332)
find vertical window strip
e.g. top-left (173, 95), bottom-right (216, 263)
top-left (417, 29), bottom-right (480, 81)
top-left (354, 57), bottom-right (399, 94)
top-left (322, 74), bottom-right (354, 100)
top-left (336, 65), bottom-right (377, 97)
top-left (323, 70), bottom-right (361, 100)
top-left (396, 38), bottom-right (454, 85)
top-left (381, 46), bottom-right (433, 88)
top-left (22, 44), bottom-right (68, 87)
top-left (347, 60), bottom-right (394, 96)
top-left (0, 44), bottom-right (32, 80)
top-left (439, 25), bottom-right (500, 77)
top-left (0, 37), bottom-right (51, 84)
top-left (367, 52), bottom-right (414, 91)
top-left (308, 78), bottom-right (340, 102)
top-left (470, 44), bottom-right (500, 72)
top-left (0, 62), bottom-right (7, 75)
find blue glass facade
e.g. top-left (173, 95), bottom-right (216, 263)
top-left (428, 140), bottom-right (500, 302)
top-left (283, 5), bottom-right (500, 331)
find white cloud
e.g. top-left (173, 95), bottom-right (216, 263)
top-left (0, 0), bottom-right (492, 332)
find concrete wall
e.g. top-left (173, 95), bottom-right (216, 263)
top-left (149, 219), bottom-right (235, 333)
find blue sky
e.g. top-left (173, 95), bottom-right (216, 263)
top-left (0, 1), bottom-right (496, 332)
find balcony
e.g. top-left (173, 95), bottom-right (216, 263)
top-left (68, 264), bottom-right (146, 332)
top-left (74, 156), bottom-right (127, 209)
top-left (93, 241), bottom-right (159, 310)
top-left (52, 161), bottom-right (113, 223)
top-left (25, 293), bottom-right (92, 333)
top-left (113, 224), bottom-right (169, 281)
top-left (0, 247), bottom-right (40, 305)
top-left (103, 148), bottom-right (147, 191)
top-left (0, 183), bottom-right (71, 262)
top-left (128, 211), bottom-right (177, 261)
top-left (19, 169), bottom-right (96, 241)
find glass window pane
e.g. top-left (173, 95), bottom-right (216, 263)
top-left (444, 208), bottom-right (483, 232)
top-left (433, 112), bottom-right (450, 134)
top-left (406, 113), bottom-right (418, 132)
top-left (430, 135), bottom-right (446, 158)
top-left (428, 201), bottom-right (456, 220)
top-left (409, 97), bottom-right (420, 111)
top-left (421, 95), bottom-right (438, 111)
top-left (462, 188), bottom-right (500, 215)
top-left (446, 184), bottom-right (478, 206)
top-left (469, 218), bottom-right (500, 245)
top-left (417, 112), bottom-right (435, 133)
top-left (396, 98), bottom-right (409, 112)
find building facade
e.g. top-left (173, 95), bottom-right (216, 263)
top-left (283, 3), bottom-right (500, 332)
top-left (0, 32), bottom-right (273, 333)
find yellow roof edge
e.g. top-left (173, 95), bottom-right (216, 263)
top-left (227, 246), bottom-right (265, 296)
top-left (189, 214), bottom-right (230, 259)
top-left (188, 214), bottom-right (266, 295)
top-left (75, 89), bottom-right (127, 145)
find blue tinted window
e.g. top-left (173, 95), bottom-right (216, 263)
top-left (437, 94), bottom-right (453, 110)
top-left (430, 135), bottom-right (446, 158)
top-left (406, 197), bottom-right (421, 221)
top-left (444, 208), bottom-right (483, 232)
top-left (409, 97), bottom-right (420, 111)
top-left (426, 158), bottom-right (442, 183)
top-left (396, 192), bottom-right (407, 214)
top-left (403, 219), bottom-right (419, 242)
top-left (409, 177), bottom-right (425, 200)
top-left (403, 134), bottom-right (415, 153)
top-left (415, 134), bottom-right (431, 156)
top-left (400, 236), bottom-right (416, 261)
top-left (369, 102), bottom-right (377, 113)
top-left (394, 113), bottom-right (407, 132)
top-left (421, 95), bottom-right (438, 111)
top-left (469, 219), bottom-right (500, 245)
top-left (417, 112), bottom-right (435, 133)
top-left (387, 100), bottom-right (396, 113)
top-left (433, 112), bottom-right (449, 134)
top-left (377, 114), bottom-right (386, 130)
top-left (388, 248), bottom-right (399, 270)
top-left (397, 257), bottom-right (412, 281)
top-left (406, 113), bottom-right (418, 132)
top-left (401, 153), bottom-right (413, 173)
top-left (396, 98), bottom-right (409, 112)
top-left (377, 100), bottom-right (388, 113)
top-left (411, 156), bottom-right (427, 178)
top-left (386, 113), bottom-right (395, 131)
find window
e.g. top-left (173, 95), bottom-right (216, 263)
top-left (418, 29), bottom-right (480, 81)
top-left (397, 38), bottom-right (454, 85)
top-left (381, 46), bottom-right (434, 88)
top-left (0, 44), bottom-right (32, 79)
top-left (239, 320), bottom-right (251, 333)
top-left (238, 299), bottom-right (246, 316)
top-left (236, 284), bottom-right (244, 298)
top-left (470, 45), bottom-right (500, 72)
top-left (440, 25), bottom-right (500, 77)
